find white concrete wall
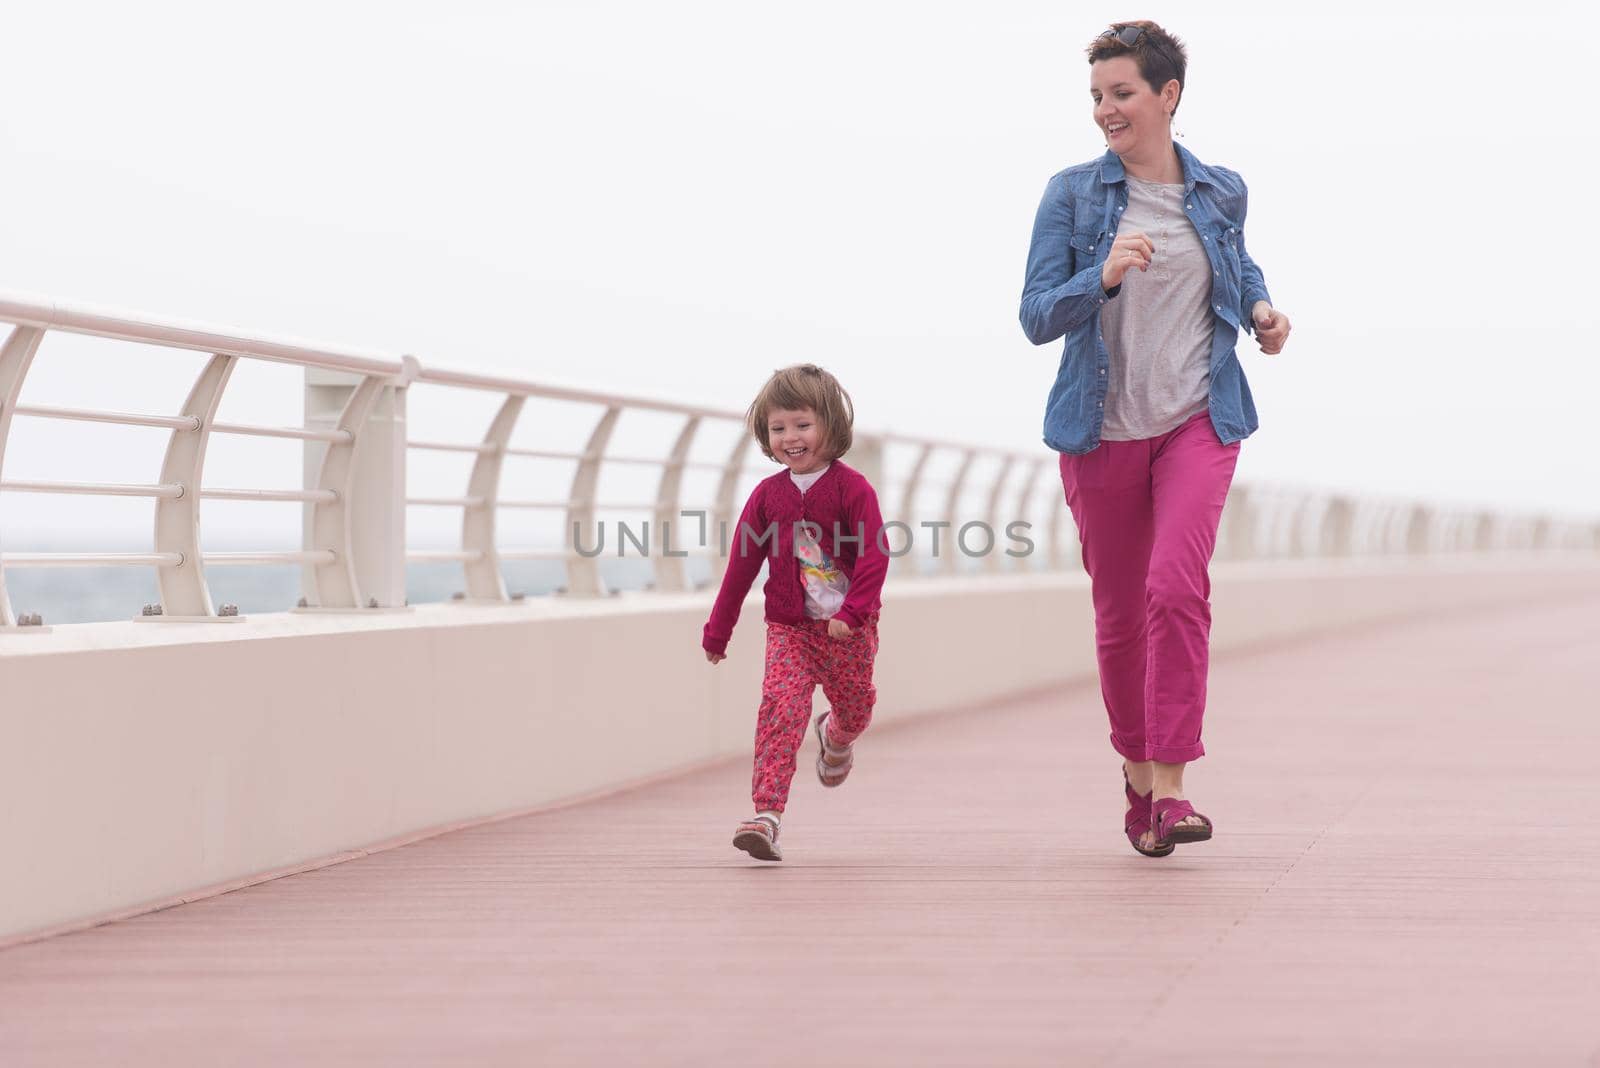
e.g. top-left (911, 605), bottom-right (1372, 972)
top-left (3, 553), bottom-right (1597, 944)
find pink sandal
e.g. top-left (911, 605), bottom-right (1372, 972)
top-left (1152, 797), bottom-right (1214, 847)
top-left (1124, 772), bottom-right (1174, 858)
top-left (814, 712), bottom-right (853, 788)
top-left (732, 815), bottom-right (783, 862)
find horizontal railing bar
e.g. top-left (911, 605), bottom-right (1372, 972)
top-left (633, 548), bottom-right (718, 559)
top-left (0, 291), bottom-right (1051, 466)
top-left (406, 549), bottom-right (487, 562)
top-left (593, 502), bottom-right (679, 512)
top-left (203, 550), bottom-right (338, 565)
top-left (0, 552), bottom-right (184, 567)
top-left (412, 366), bottom-right (742, 420)
top-left (497, 500), bottom-right (568, 510)
top-left (0, 290), bottom-right (404, 377)
top-left (503, 450), bottom-right (725, 472)
top-left (586, 455), bottom-right (730, 471)
top-left (200, 488), bottom-right (337, 503)
top-left (502, 447), bottom-right (582, 461)
top-left (414, 447), bottom-right (748, 475)
top-left (560, 501), bottom-right (715, 513)
top-left (0, 479), bottom-right (183, 499)
top-left (441, 547), bottom-right (719, 564)
top-left (406, 496), bottom-right (486, 508)
top-left (875, 430), bottom-right (1038, 464)
top-left (11, 404), bottom-right (199, 431)
top-left (408, 440), bottom-right (495, 454)
top-left (212, 422), bottom-right (353, 444)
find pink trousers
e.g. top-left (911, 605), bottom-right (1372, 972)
top-left (752, 615), bottom-right (879, 812)
top-left (1058, 412), bottom-right (1239, 764)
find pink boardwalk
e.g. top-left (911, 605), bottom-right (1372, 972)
top-left (2, 595), bottom-right (1598, 1065)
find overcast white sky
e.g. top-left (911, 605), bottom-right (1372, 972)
top-left (3, 0), bottom-right (1597, 541)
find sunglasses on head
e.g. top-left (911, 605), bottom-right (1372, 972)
top-left (1099, 25), bottom-right (1145, 47)
top-left (1099, 23), bottom-right (1176, 70)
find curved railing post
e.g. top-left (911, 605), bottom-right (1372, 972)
top-left (1380, 501), bottom-right (1408, 554)
top-left (0, 325), bottom-right (46, 628)
top-left (150, 353), bottom-right (235, 619)
top-left (1447, 511), bottom-right (1475, 553)
top-left (709, 433), bottom-right (753, 584)
top-left (565, 406), bottom-right (620, 597)
top-left (1045, 458), bottom-right (1075, 572)
top-left (1404, 504), bottom-right (1432, 555)
top-left (1009, 458), bottom-right (1046, 573)
top-left (304, 374), bottom-right (388, 609)
top-left (940, 449), bottom-right (977, 575)
top-left (461, 394), bottom-right (524, 602)
top-left (1437, 510), bottom-right (1458, 552)
top-left (981, 457), bottom-right (1017, 573)
top-left (1217, 485), bottom-right (1257, 561)
top-left (652, 414), bottom-right (701, 593)
top-left (897, 443), bottom-right (933, 575)
top-left (1321, 495), bottom-right (1356, 557)
top-left (1282, 492), bottom-right (1314, 558)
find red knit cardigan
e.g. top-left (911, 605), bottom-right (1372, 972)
top-left (701, 460), bottom-right (888, 656)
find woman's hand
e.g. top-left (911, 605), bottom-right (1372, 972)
top-left (705, 650), bottom-right (725, 664)
top-left (1251, 302), bottom-right (1292, 355)
top-left (1101, 231), bottom-right (1154, 292)
top-left (828, 619), bottom-right (853, 640)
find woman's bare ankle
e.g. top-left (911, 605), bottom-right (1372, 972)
top-left (1123, 758), bottom-right (1155, 796)
top-left (1151, 760), bottom-right (1187, 802)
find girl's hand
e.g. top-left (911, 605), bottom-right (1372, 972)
top-left (1251, 302), bottom-right (1291, 355)
top-left (705, 650), bottom-right (725, 664)
top-left (827, 619), bottom-right (853, 639)
top-left (1101, 231), bottom-right (1154, 292)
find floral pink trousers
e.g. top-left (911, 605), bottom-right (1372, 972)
top-left (752, 615), bottom-right (879, 812)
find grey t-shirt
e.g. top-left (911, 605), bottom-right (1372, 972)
top-left (1098, 175), bottom-right (1216, 441)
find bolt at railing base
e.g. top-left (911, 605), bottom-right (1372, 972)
top-left (296, 597), bottom-right (309, 608)
top-left (219, 603), bottom-right (239, 617)
top-left (291, 602), bottom-right (415, 615)
top-left (142, 603), bottom-right (164, 616)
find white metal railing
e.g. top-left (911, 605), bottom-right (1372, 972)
top-left (0, 292), bottom-right (406, 627)
top-left (2, 289), bottom-right (1597, 629)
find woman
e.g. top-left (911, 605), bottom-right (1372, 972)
top-left (1018, 20), bottom-right (1291, 857)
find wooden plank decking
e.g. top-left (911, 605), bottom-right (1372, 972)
top-left (2, 594), bottom-right (1597, 1065)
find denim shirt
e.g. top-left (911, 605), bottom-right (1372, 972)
top-left (1019, 143), bottom-right (1272, 455)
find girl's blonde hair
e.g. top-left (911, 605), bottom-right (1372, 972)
top-left (745, 363), bottom-right (854, 463)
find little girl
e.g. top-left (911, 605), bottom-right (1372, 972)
top-left (702, 363), bottom-right (889, 862)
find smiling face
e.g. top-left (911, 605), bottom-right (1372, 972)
top-left (1090, 55), bottom-right (1178, 163)
top-left (766, 406), bottom-right (829, 475)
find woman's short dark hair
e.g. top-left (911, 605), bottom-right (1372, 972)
top-left (1086, 20), bottom-right (1189, 117)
